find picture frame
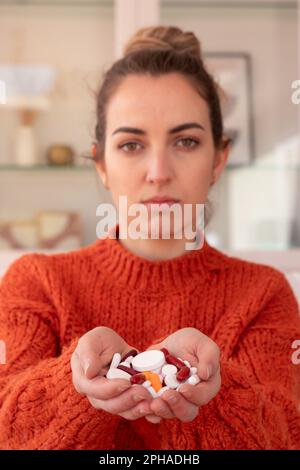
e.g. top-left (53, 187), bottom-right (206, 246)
top-left (203, 52), bottom-right (255, 167)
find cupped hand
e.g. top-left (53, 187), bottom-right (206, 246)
top-left (70, 326), bottom-right (157, 421)
top-left (145, 327), bottom-right (221, 423)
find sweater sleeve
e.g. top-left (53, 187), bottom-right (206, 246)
top-left (157, 271), bottom-right (300, 450)
top-left (0, 254), bottom-right (122, 450)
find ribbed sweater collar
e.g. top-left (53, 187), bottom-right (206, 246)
top-left (91, 225), bottom-right (230, 293)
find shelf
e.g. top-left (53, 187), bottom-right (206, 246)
top-left (0, 0), bottom-right (297, 9)
top-left (0, 164), bottom-right (94, 171)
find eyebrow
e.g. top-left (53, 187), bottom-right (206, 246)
top-left (111, 122), bottom-right (205, 136)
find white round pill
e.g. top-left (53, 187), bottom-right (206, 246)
top-left (106, 367), bottom-right (131, 380)
top-left (190, 367), bottom-right (197, 375)
top-left (165, 373), bottom-right (181, 389)
top-left (110, 352), bottom-right (121, 369)
top-left (161, 364), bottom-right (177, 377)
top-left (187, 374), bottom-right (201, 385)
top-left (131, 350), bottom-right (165, 372)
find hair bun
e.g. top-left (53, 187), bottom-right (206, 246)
top-left (123, 25), bottom-right (202, 62)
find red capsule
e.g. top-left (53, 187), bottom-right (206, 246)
top-left (160, 348), bottom-right (170, 358)
top-left (117, 364), bottom-right (139, 376)
top-left (165, 354), bottom-right (186, 369)
top-left (176, 366), bottom-right (191, 382)
top-left (130, 373), bottom-right (146, 385)
top-left (121, 349), bottom-right (138, 362)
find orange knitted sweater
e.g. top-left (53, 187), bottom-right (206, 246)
top-left (0, 231), bottom-right (300, 450)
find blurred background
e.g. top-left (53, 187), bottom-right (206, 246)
top-left (0, 0), bottom-right (299, 257)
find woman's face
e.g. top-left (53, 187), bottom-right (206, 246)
top-left (96, 72), bottom-right (229, 239)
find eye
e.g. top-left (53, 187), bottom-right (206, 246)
top-left (176, 137), bottom-right (199, 149)
top-left (118, 142), bottom-right (143, 153)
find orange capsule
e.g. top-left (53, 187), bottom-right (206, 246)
top-left (143, 370), bottom-right (162, 392)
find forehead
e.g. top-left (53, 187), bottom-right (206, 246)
top-left (106, 73), bottom-right (210, 132)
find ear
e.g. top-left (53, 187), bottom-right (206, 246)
top-left (95, 160), bottom-right (109, 189)
top-left (211, 138), bottom-right (231, 185)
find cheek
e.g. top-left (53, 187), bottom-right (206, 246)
top-left (181, 165), bottom-right (212, 202)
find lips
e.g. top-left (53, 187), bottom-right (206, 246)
top-left (142, 197), bottom-right (180, 204)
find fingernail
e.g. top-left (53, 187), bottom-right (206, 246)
top-left (206, 365), bottom-right (212, 380)
top-left (140, 406), bottom-right (149, 414)
top-left (168, 394), bottom-right (178, 404)
top-left (134, 394), bottom-right (146, 402)
top-left (182, 388), bottom-right (192, 398)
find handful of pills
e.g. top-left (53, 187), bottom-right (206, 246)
top-left (105, 347), bottom-right (201, 398)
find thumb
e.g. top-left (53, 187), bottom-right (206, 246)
top-left (82, 351), bottom-right (105, 380)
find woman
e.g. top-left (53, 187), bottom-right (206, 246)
top-left (0, 25), bottom-right (299, 451)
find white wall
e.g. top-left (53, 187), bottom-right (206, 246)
top-left (0, 2), bottom-right (298, 248)
top-left (0, 4), bottom-right (114, 245)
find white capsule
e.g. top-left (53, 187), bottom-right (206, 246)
top-left (164, 373), bottom-right (181, 389)
top-left (187, 374), bottom-right (201, 385)
top-left (190, 367), bottom-right (197, 375)
top-left (147, 386), bottom-right (157, 398)
top-left (156, 386), bottom-right (170, 397)
top-left (131, 350), bottom-right (165, 372)
top-left (106, 367), bottom-right (131, 380)
top-left (124, 355), bottom-right (133, 365)
top-left (142, 380), bottom-right (151, 388)
top-left (161, 364), bottom-right (177, 377)
top-left (110, 352), bottom-right (121, 369)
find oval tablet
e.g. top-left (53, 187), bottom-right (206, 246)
top-left (187, 374), bottom-right (201, 385)
top-left (164, 373), bottom-right (181, 389)
top-left (161, 364), bottom-right (177, 377)
top-left (131, 350), bottom-right (165, 372)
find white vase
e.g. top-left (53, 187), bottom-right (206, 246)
top-left (14, 125), bottom-right (38, 166)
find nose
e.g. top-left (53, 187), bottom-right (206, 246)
top-left (145, 150), bottom-right (173, 185)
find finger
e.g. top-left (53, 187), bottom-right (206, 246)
top-left (178, 366), bottom-right (221, 406)
top-left (87, 385), bottom-right (153, 415)
top-left (149, 397), bottom-right (174, 420)
top-left (160, 390), bottom-right (199, 423)
top-left (75, 343), bottom-right (105, 380)
top-left (71, 352), bottom-right (131, 399)
top-left (118, 400), bottom-right (156, 421)
top-left (145, 415), bottom-right (162, 423)
top-left (195, 340), bottom-right (220, 381)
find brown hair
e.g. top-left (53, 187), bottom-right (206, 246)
top-left (90, 25), bottom-right (227, 162)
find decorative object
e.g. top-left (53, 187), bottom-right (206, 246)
top-left (46, 144), bottom-right (74, 166)
top-left (0, 211), bottom-right (82, 250)
top-left (203, 52), bottom-right (254, 166)
top-left (0, 64), bottom-right (56, 166)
